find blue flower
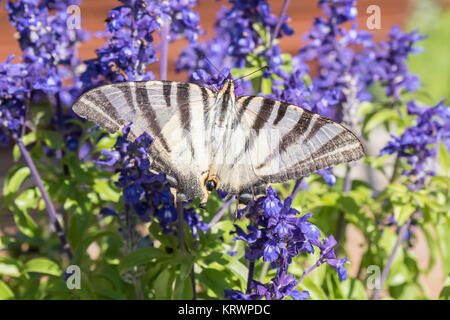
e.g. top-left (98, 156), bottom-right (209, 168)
top-left (123, 184), bottom-right (143, 205)
top-left (372, 26), bottom-right (426, 99)
top-left (177, 0), bottom-right (293, 94)
top-left (310, 235), bottom-right (338, 260)
top-left (157, 205), bottom-right (177, 231)
top-left (0, 56), bottom-right (29, 144)
top-left (81, 0), bottom-right (201, 86)
top-left (317, 168), bottom-right (337, 186)
top-left (95, 150), bottom-right (121, 166)
top-left (231, 186), bottom-right (348, 300)
top-left (262, 187), bottom-right (283, 218)
top-left (299, 0), bottom-right (377, 124)
top-left (380, 100), bottom-right (449, 188)
top-left (224, 289), bottom-right (259, 300)
top-left (290, 289), bottom-right (310, 300)
top-left (327, 258), bottom-right (349, 281)
top-left (263, 239), bottom-right (283, 262)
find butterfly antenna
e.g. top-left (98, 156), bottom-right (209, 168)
top-left (234, 66), bottom-right (269, 83)
top-left (199, 53), bottom-right (226, 80)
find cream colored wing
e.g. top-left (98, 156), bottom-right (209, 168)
top-left (214, 96), bottom-right (365, 200)
top-left (73, 81), bottom-right (216, 203)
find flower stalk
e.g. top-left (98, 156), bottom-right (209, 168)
top-left (159, 18), bottom-right (170, 81)
top-left (175, 200), bottom-right (197, 300)
top-left (371, 218), bottom-right (411, 300)
top-left (271, 0), bottom-right (291, 46)
top-left (205, 196), bottom-right (235, 231)
top-left (246, 261), bottom-right (255, 294)
top-left (335, 164), bottom-right (352, 251)
top-left (17, 139), bottom-right (73, 260)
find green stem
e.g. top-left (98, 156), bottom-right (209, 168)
top-left (175, 200), bottom-right (197, 300)
top-left (246, 261), bottom-right (255, 294)
top-left (335, 165), bottom-right (352, 253)
top-left (371, 218), bottom-right (411, 300)
top-left (123, 205), bottom-right (143, 300)
top-left (390, 154), bottom-right (400, 183)
top-left (132, 274), bottom-right (144, 300)
top-left (17, 140), bottom-right (73, 260)
top-left (297, 260), bottom-right (322, 284)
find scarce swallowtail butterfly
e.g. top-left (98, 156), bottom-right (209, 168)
top-left (72, 79), bottom-right (364, 208)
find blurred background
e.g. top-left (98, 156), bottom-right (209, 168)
top-left (1, 0), bottom-right (449, 298)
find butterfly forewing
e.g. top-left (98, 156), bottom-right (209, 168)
top-left (73, 80), bottom-right (216, 202)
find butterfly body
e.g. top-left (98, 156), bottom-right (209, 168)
top-left (73, 79), bottom-right (364, 207)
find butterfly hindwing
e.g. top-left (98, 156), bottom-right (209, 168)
top-left (215, 95), bottom-right (365, 195)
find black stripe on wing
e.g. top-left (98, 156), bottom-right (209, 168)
top-left (135, 84), bottom-right (171, 151)
top-left (176, 82), bottom-right (196, 160)
top-left (273, 101), bottom-right (288, 125)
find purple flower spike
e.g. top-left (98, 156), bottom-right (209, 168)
top-left (380, 99), bottom-right (449, 188)
top-left (177, 0), bottom-right (294, 93)
top-left (231, 184), bottom-right (349, 300)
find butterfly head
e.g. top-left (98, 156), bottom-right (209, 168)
top-left (198, 173), bottom-right (218, 209)
top-left (202, 173), bottom-right (218, 192)
top-left (218, 79), bottom-right (235, 96)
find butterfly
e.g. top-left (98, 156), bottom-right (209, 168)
top-left (73, 79), bottom-right (364, 208)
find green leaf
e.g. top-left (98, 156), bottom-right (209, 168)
top-left (364, 155), bottom-right (390, 175)
top-left (13, 132), bottom-right (37, 162)
top-left (12, 189), bottom-right (40, 238)
top-left (153, 268), bottom-right (173, 299)
top-left (93, 178), bottom-right (120, 202)
top-left (439, 277), bottom-right (450, 300)
top-left (24, 258), bottom-right (62, 276)
top-left (3, 165), bottom-right (31, 198)
top-left (0, 280), bottom-right (14, 299)
top-left (68, 211), bottom-right (94, 255)
top-left (92, 134), bottom-right (118, 154)
top-left (223, 254), bottom-right (248, 290)
top-left (0, 257), bottom-right (21, 277)
top-left (363, 109), bottom-right (402, 137)
top-left (261, 77), bottom-right (272, 95)
top-left (280, 53), bottom-right (293, 73)
top-left (408, 10), bottom-right (450, 104)
top-left (119, 247), bottom-right (167, 274)
top-left (72, 230), bottom-right (122, 265)
top-left (13, 145), bottom-right (21, 162)
top-left (436, 217), bottom-right (450, 274)
top-left (179, 257), bottom-right (194, 282)
top-left (37, 130), bottom-right (65, 150)
top-left (393, 203), bottom-right (415, 225)
top-left (96, 289), bottom-right (127, 300)
top-left (420, 224), bottom-right (438, 272)
top-left (173, 274), bottom-right (192, 300)
top-left (201, 268), bottom-right (230, 298)
top-left (252, 22), bottom-right (270, 46)
top-left (341, 279), bottom-right (368, 300)
top-left (336, 195), bottom-right (360, 216)
top-left (386, 247), bottom-right (408, 287)
top-left (298, 276), bottom-right (328, 300)
top-left (230, 67), bottom-right (266, 81)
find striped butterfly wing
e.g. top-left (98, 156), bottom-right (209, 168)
top-left (73, 80), bottom-right (216, 203)
top-left (215, 95), bottom-right (365, 198)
